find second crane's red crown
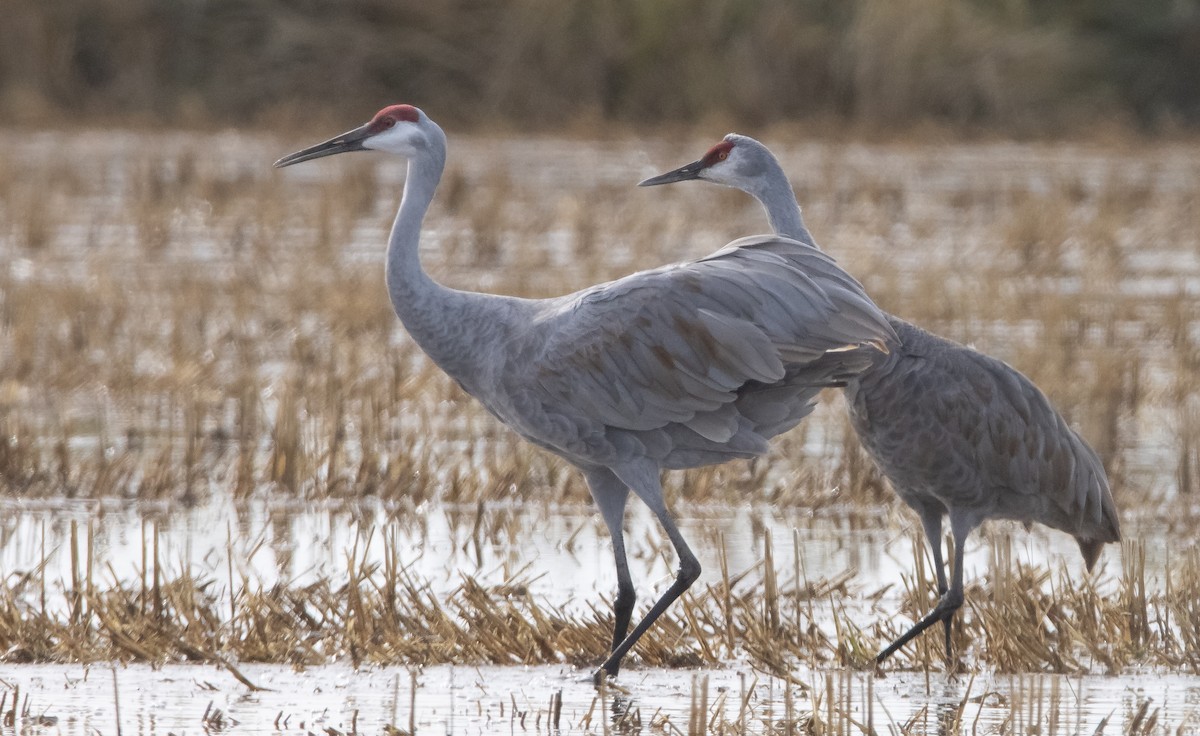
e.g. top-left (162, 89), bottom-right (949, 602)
top-left (368, 104), bottom-right (420, 133)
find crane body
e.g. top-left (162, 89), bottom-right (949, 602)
top-left (641, 135), bottom-right (1121, 665)
top-left (275, 106), bottom-right (897, 680)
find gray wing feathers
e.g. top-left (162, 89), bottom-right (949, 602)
top-left (737, 348), bottom-right (879, 438)
top-left (854, 323), bottom-right (1118, 543)
top-left (517, 235), bottom-right (893, 464)
top-left (695, 308), bottom-right (785, 381)
top-left (974, 354), bottom-right (1119, 541)
top-left (1061, 420), bottom-right (1120, 540)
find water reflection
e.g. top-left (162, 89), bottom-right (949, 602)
top-left (0, 662), bottom-right (1194, 735)
top-left (0, 496), bottom-right (1144, 619)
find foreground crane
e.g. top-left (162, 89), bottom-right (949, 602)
top-left (641, 134), bottom-right (1121, 666)
top-left (274, 106), bottom-right (897, 681)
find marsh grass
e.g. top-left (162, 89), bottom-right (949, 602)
top-left (0, 515), bottom-right (1195, 685)
top-left (2, 132), bottom-right (1200, 689)
top-left (1, 524), bottom-right (1199, 733)
top-left (4, 132), bottom-right (1195, 511)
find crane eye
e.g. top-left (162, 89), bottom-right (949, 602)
top-left (381, 117), bottom-right (396, 128)
top-left (717, 150), bottom-right (728, 161)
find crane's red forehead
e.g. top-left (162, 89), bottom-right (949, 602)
top-left (368, 104), bottom-right (420, 132)
top-left (700, 140), bottom-right (735, 167)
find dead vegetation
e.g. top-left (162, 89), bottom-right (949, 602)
top-left (1, 132), bottom-right (1200, 695)
top-left (0, 514), bottom-right (1194, 683)
top-left (1, 132), bottom-right (1198, 512)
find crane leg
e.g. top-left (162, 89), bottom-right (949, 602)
top-left (919, 511), bottom-right (950, 593)
top-left (584, 468), bottom-right (637, 657)
top-left (877, 513), bottom-right (971, 666)
top-left (942, 515), bottom-right (969, 663)
top-left (594, 463), bottom-right (701, 684)
top-left (943, 605), bottom-right (953, 663)
top-left (918, 511), bottom-right (953, 661)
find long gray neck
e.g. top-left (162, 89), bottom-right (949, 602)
top-left (386, 146), bottom-right (446, 323)
top-left (748, 156), bottom-right (816, 249)
top-left (384, 141), bottom-right (482, 380)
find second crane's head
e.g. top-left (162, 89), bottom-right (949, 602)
top-left (274, 104), bottom-right (445, 168)
top-left (639, 134), bottom-right (776, 194)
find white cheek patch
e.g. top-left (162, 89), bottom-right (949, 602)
top-left (703, 160), bottom-right (735, 182)
top-left (363, 125), bottom-right (420, 153)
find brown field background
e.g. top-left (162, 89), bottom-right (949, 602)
top-left (1, 131), bottom-right (1196, 510)
top-left (2, 0), bottom-right (1199, 134)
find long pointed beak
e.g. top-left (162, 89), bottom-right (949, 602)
top-left (638, 160), bottom-right (705, 187)
top-left (273, 123), bottom-right (373, 168)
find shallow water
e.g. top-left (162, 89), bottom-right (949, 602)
top-left (1, 661), bottom-right (1196, 735)
top-left (0, 496), bottom-right (1141, 620)
top-left (3, 131), bottom-right (1200, 733)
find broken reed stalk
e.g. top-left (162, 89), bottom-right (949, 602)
top-left (69, 521), bottom-right (80, 625)
top-left (718, 532), bottom-right (736, 657)
top-left (111, 665), bottom-right (123, 736)
top-left (688, 673), bottom-right (708, 736)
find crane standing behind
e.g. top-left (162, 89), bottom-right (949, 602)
top-left (640, 135), bottom-right (1121, 666)
top-left (274, 106), bottom-right (897, 681)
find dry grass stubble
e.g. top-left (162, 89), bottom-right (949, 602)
top-left (1, 131), bottom-right (1199, 680)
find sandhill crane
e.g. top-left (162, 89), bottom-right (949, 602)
top-left (641, 134), bottom-right (1121, 666)
top-left (274, 106), bottom-right (897, 681)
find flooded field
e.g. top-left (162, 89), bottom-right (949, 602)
top-left (3, 661), bottom-right (1197, 734)
top-left (2, 129), bottom-right (1200, 732)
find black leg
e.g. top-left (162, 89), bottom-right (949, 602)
top-left (583, 469), bottom-right (636, 672)
top-left (943, 515), bottom-right (969, 663)
top-left (594, 463), bottom-right (701, 684)
top-left (878, 512), bottom-right (972, 665)
top-left (595, 539), bottom-right (699, 682)
top-left (917, 510), bottom-right (952, 660)
top-left (875, 587), bottom-right (964, 664)
top-left (612, 567), bottom-right (636, 653)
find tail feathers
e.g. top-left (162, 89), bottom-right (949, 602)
top-left (1078, 482), bottom-right (1120, 574)
top-left (1077, 536), bottom-right (1106, 573)
top-left (1072, 433), bottom-right (1120, 573)
top-left (1097, 485), bottom-right (1122, 542)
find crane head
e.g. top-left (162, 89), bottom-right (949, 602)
top-left (639, 134), bottom-right (772, 191)
top-left (273, 104), bottom-right (436, 168)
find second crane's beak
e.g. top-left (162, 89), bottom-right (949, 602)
top-left (638, 160), bottom-right (705, 187)
top-left (273, 123), bottom-right (372, 168)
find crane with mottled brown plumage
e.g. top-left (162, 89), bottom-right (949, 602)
top-left (273, 106), bottom-right (897, 681)
top-left (641, 135), bottom-right (1121, 666)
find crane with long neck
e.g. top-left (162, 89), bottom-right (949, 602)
top-left (641, 135), bottom-right (1121, 667)
top-left (274, 106), bottom-right (898, 681)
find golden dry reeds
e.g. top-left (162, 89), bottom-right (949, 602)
top-left (2, 133), bottom-right (1199, 507)
top-left (0, 517), bottom-right (1197, 682)
top-left (2, 131), bottom-right (1200, 709)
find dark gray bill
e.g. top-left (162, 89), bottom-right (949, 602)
top-left (273, 123), bottom-right (372, 168)
top-left (637, 160), bottom-right (705, 187)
